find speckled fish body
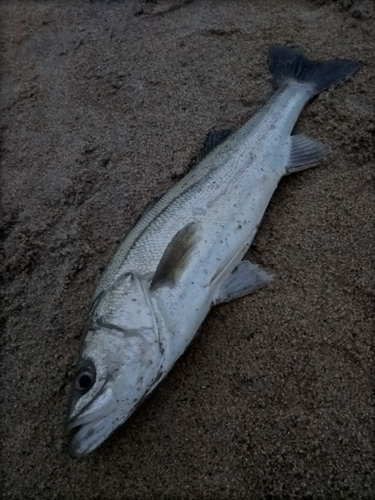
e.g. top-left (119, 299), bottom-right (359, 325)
top-left (65, 45), bottom-right (359, 456)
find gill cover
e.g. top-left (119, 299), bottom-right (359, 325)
top-left (91, 271), bottom-right (158, 334)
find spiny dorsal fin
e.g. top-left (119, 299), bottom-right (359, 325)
top-left (128, 194), bottom-right (164, 234)
top-left (196, 129), bottom-right (232, 164)
top-left (151, 222), bottom-right (200, 290)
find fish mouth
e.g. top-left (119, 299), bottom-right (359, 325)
top-left (65, 384), bottom-right (117, 457)
top-left (67, 415), bottom-right (115, 457)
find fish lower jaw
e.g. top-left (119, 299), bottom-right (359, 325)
top-left (67, 396), bottom-right (140, 457)
top-left (68, 414), bottom-right (116, 457)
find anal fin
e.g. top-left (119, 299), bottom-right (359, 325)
top-left (214, 260), bottom-right (273, 305)
top-left (286, 134), bottom-right (331, 173)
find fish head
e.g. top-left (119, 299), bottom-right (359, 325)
top-left (65, 272), bottom-right (164, 457)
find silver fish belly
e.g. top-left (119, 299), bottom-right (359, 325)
top-left (65, 45), bottom-right (359, 456)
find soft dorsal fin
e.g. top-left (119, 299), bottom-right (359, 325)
top-left (151, 222), bottom-right (200, 290)
top-left (196, 129), bottom-right (232, 164)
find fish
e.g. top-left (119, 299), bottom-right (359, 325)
top-left (65, 45), bottom-right (359, 456)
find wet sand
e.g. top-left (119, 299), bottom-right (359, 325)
top-left (1, 0), bottom-right (374, 498)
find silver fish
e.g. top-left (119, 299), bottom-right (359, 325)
top-left (65, 45), bottom-right (358, 456)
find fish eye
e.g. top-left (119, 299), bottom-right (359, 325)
top-left (74, 367), bottom-right (95, 391)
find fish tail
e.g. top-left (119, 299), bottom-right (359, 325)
top-left (268, 44), bottom-right (359, 96)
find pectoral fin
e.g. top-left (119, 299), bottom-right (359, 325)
top-left (214, 260), bottom-right (273, 305)
top-left (151, 222), bottom-right (199, 290)
top-left (286, 134), bottom-right (331, 173)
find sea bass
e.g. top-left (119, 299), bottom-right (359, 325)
top-left (65, 45), bottom-right (358, 456)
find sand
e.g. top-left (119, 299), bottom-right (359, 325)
top-left (1, 0), bottom-right (374, 498)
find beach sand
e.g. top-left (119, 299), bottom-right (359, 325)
top-left (1, 0), bottom-right (374, 497)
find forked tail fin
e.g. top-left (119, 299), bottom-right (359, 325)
top-left (268, 44), bottom-right (359, 96)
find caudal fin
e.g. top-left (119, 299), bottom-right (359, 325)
top-left (268, 44), bottom-right (359, 96)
